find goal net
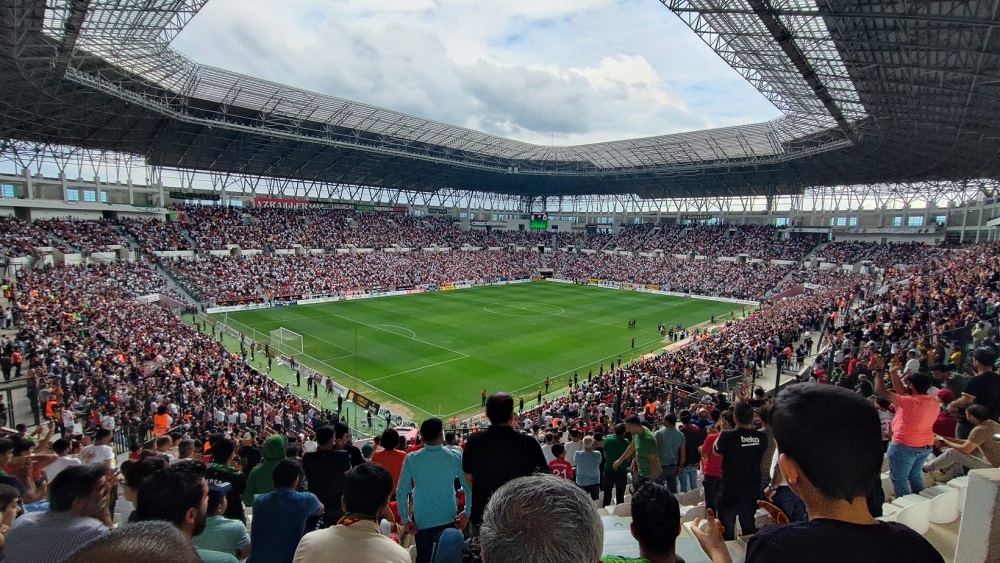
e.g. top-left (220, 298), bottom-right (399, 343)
top-left (270, 327), bottom-right (304, 356)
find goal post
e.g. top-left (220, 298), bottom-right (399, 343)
top-left (270, 327), bottom-right (304, 356)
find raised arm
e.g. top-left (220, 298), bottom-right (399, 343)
top-left (874, 369), bottom-right (898, 404)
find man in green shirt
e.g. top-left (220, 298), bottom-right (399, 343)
top-left (602, 424), bottom-right (630, 507)
top-left (602, 480), bottom-right (683, 563)
top-left (613, 415), bottom-right (660, 490)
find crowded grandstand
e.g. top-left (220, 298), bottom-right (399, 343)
top-left (1, 0), bottom-right (999, 561)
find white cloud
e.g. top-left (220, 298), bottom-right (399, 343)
top-left (171, 0), bottom-right (782, 145)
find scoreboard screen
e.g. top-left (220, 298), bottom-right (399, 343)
top-left (530, 213), bottom-right (548, 229)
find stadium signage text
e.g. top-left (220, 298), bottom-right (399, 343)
top-left (170, 191), bottom-right (220, 201)
top-left (547, 278), bottom-right (758, 306)
top-left (355, 204), bottom-right (407, 213)
top-left (346, 390), bottom-right (381, 415)
top-left (838, 227), bottom-right (937, 234)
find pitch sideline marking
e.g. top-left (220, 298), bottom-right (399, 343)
top-left (233, 316), bottom-right (464, 418)
top-left (372, 324), bottom-right (417, 339)
top-left (366, 356), bottom-right (469, 383)
top-left (318, 309), bottom-right (470, 358)
top-left (297, 353), bottom-right (437, 420)
top-left (448, 291), bottom-right (693, 330)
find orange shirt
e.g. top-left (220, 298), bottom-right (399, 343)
top-left (891, 394), bottom-right (939, 448)
top-left (371, 449), bottom-right (408, 493)
top-left (153, 413), bottom-right (171, 436)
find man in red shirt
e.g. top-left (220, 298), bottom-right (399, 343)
top-left (548, 444), bottom-right (574, 480)
top-left (699, 411), bottom-right (730, 514)
top-left (931, 389), bottom-right (957, 439)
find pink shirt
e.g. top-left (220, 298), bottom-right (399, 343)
top-left (891, 394), bottom-right (939, 447)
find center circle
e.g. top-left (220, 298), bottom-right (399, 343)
top-left (483, 302), bottom-right (565, 317)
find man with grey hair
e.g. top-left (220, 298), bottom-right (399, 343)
top-left (479, 473), bottom-right (603, 563)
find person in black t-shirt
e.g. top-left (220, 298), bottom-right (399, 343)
top-left (302, 425), bottom-right (352, 526)
top-left (713, 401), bottom-right (766, 539)
top-left (949, 346), bottom-right (1000, 439)
top-left (692, 384), bottom-right (944, 563)
top-left (239, 432), bottom-right (262, 478)
top-left (333, 422), bottom-right (365, 467)
top-left (462, 392), bottom-right (547, 530)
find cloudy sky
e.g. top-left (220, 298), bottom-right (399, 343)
top-left (172, 0), bottom-right (781, 146)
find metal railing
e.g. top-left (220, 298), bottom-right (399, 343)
top-left (201, 314), bottom-right (382, 440)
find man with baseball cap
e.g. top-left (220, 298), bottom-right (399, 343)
top-left (192, 482), bottom-right (251, 560)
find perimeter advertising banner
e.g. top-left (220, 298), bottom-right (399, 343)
top-left (346, 390), bottom-right (381, 415)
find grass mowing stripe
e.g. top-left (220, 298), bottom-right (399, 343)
top-left (315, 307), bottom-right (469, 358)
top-left (445, 289), bottom-right (705, 330)
top-left (438, 332), bottom-right (677, 418)
top-left (217, 283), bottom-right (739, 420)
top-left (366, 356), bottom-right (469, 383)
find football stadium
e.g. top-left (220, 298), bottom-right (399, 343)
top-left (0, 0), bottom-right (999, 561)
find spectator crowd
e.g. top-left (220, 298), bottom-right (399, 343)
top-left (0, 214), bottom-right (993, 563)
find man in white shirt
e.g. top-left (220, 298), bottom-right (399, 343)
top-left (62, 406), bottom-right (76, 436)
top-left (100, 410), bottom-right (116, 431)
top-left (564, 429), bottom-right (582, 465)
top-left (904, 349), bottom-right (922, 375)
top-left (79, 428), bottom-right (115, 469)
top-left (154, 435), bottom-right (176, 463)
top-left (43, 438), bottom-right (82, 482)
top-left (5, 465), bottom-right (112, 562)
top-left (540, 433), bottom-right (556, 465)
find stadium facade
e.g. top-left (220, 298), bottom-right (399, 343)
top-left (0, 0), bottom-right (998, 217)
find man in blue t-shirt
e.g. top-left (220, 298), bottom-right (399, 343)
top-left (397, 417), bottom-right (471, 563)
top-left (248, 459), bottom-right (324, 563)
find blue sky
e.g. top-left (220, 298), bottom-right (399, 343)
top-left (172, 0), bottom-right (782, 145)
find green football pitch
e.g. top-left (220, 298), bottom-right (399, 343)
top-left (213, 283), bottom-right (739, 422)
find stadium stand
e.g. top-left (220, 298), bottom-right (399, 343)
top-left (813, 241), bottom-right (943, 269)
top-left (34, 219), bottom-right (127, 254)
top-left (5, 236), bottom-right (993, 562)
top-left (121, 218), bottom-right (193, 253)
top-left (4, 0), bottom-right (1000, 556)
top-left (0, 217), bottom-right (54, 257)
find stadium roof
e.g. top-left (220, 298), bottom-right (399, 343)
top-left (0, 0), bottom-right (998, 199)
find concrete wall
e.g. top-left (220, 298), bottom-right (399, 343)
top-left (955, 468), bottom-right (1000, 563)
top-left (29, 209), bottom-right (104, 221)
